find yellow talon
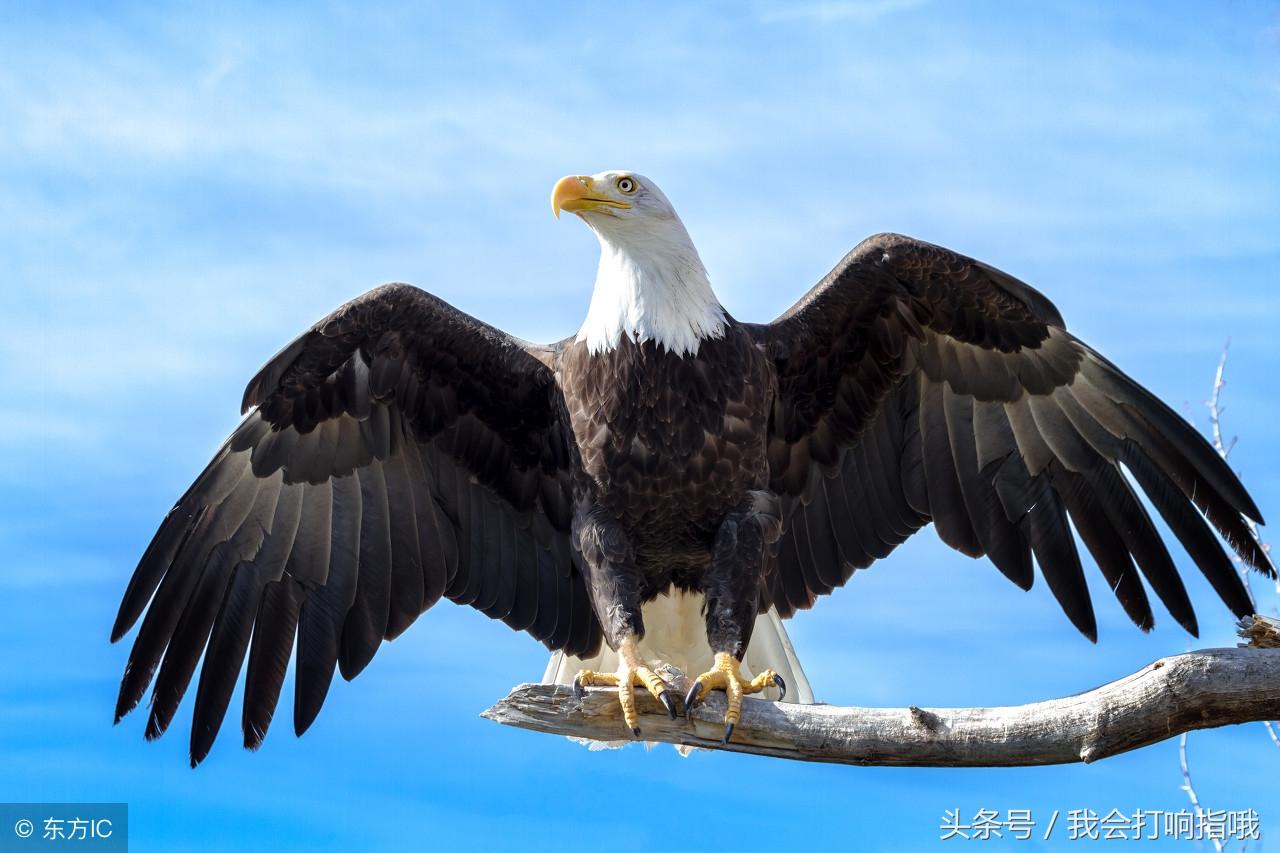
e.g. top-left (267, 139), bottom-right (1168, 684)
top-left (571, 638), bottom-right (677, 736)
top-left (683, 652), bottom-right (785, 742)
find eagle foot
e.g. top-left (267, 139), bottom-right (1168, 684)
top-left (683, 652), bottom-right (786, 743)
top-left (573, 661), bottom-right (676, 737)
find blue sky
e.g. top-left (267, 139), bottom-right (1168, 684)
top-left (2, 1), bottom-right (1279, 850)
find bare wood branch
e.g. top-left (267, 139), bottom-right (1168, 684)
top-left (483, 617), bottom-right (1280, 768)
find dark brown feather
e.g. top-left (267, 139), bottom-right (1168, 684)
top-left (751, 232), bottom-right (1273, 638)
top-left (114, 284), bottom-right (598, 764)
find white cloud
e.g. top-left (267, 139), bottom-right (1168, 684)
top-left (756, 0), bottom-right (930, 24)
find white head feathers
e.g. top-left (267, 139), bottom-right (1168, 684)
top-left (554, 171), bottom-right (726, 357)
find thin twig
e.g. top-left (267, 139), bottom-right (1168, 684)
top-left (1181, 729), bottom-right (1224, 853)
top-left (1206, 341), bottom-right (1275, 598)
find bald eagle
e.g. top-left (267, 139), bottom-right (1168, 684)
top-left (112, 171), bottom-right (1274, 765)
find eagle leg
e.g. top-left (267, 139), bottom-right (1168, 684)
top-left (686, 492), bottom-right (785, 742)
top-left (572, 636), bottom-right (676, 735)
top-left (683, 653), bottom-right (785, 742)
top-left (572, 507), bottom-right (678, 735)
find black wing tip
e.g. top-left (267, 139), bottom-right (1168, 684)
top-left (111, 592), bottom-right (150, 644)
top-left (1250, 541), bottom-right (1278, 579)
top-left (113, 686), bottom-right (141, 725)
top-left (1133, 609), bottom-right (1156, 633)
top-left (294, 690), bottom-right (326, 737)
top-left (337, 635), bottom-right (378, 682)
top-left (1226, 596), bottom-right (1258, 622)
top-left (294, 714), bottom-right (318, 739)
top-left (243, 728), bottom-right (267, 753)
top-left (1059, 592), bottom-right (1098, 643)
top-left (109, 600), bottom-right (145, 643)
top-left (189, 741), bottom-right (212, 768)
top-left (1112, 598), bottom-right (1156, 634)
top-left (189, 724), bottom-right (219, 768)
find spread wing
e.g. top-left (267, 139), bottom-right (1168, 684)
top-left (749, 233), bottom-right (1274, 637)
top-left (112, 284), bottom-right (600, 766)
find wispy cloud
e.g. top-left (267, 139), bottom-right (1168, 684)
top-left (756, 0), bottom-right (930, 24)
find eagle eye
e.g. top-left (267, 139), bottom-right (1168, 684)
top-left (616, 176), bottom-right (638, 194)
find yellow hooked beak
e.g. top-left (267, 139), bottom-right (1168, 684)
top-left (551, 175), bottom-right (632, 218)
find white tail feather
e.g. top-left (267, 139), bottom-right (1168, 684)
top-left (541, 589), bottom-right (814, 753)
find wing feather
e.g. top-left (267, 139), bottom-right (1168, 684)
top-left (920, 379), bottom-right (983, 556)
top-left (243, 579), bottom-right (305, 751)
top-left (944, 386), bottom-right (1033, 587)
top-left (113, 284), bottom-right (598, 764)
top-left (382, 452), bottom-right (426, 639)
top-left (752, 233), bottom-right (1273, 635)
top-left (291, 472), bottom-right (359, 739)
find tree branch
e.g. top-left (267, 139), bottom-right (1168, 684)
top-left (482, 616), bottom-right (1280, 768)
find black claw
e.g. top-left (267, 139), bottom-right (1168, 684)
top-left (658, 689), bottom-right (677, 719)
top-left (722, 722), bottom-right (735, 744)
top-left (683, 682), bottom-right (704, 719)
top-left (631, 726), bottom-right (642, 738)
top-left (572, 677), bottom-right (584, 699)
top-left (773, 674), bottom-right (787, 702)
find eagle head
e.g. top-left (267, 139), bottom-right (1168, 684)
top-left (551, 171), bottom-right (683, 237)
top-left (553, 170), bottom-right (725, 356)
